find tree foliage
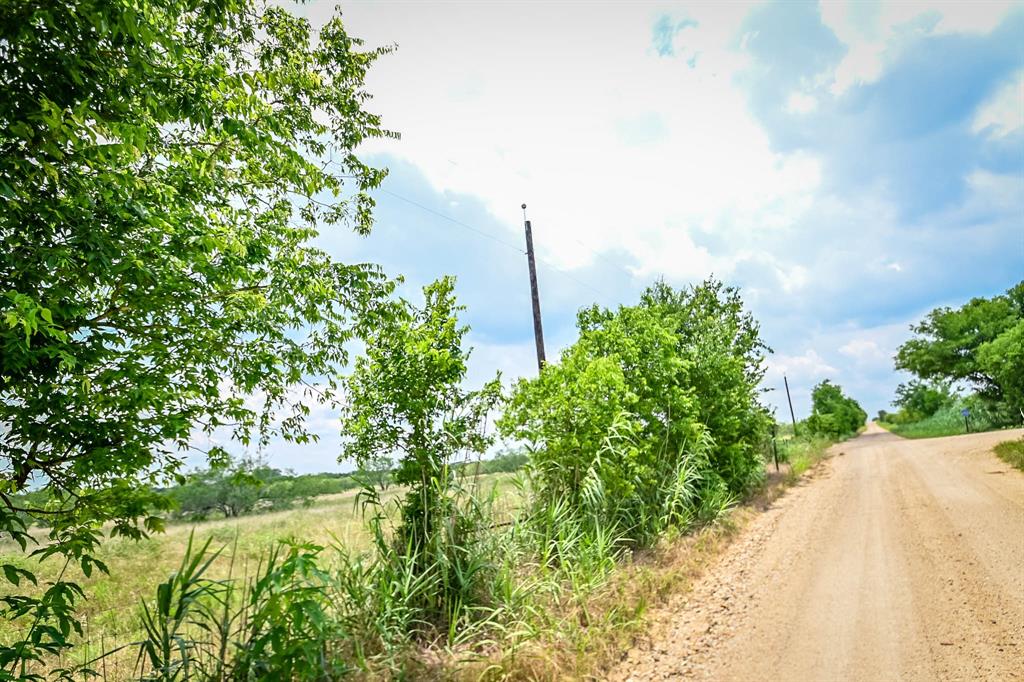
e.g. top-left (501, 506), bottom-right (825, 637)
top-left (163, 456), bottom-right (361, 520)
top-left (896, 282), bottom-right (1023, 413)
top-left (805, 380), bottom-right (866, 438)
top-left (975, 319), bottom-right (1024, 420)
top-left (341, 277), bottom-right (501, 624)
top-left (890, 380), bottom-right (952, 423)
top-left (499, 279), bottom-right (771, 545)
top-left (0, 0), bottom-right (392, 669)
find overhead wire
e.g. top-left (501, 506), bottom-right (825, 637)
top-left (373, 187), bottom-right (617, 300)
top-left (321, 155), bottom-right (626, 299)
top-left (376, 188), bottom-right (525, 255)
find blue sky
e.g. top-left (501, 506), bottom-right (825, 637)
top-left (258, 0), bottom-right (1023, 473)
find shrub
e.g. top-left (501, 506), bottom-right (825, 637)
top-left (805, 380), bottom-right (866, 438)
top-left (499, 279), bottom-right (770, 546)
top-left (341, 277), bottom-right (502, 631)
top-left (886, 396), bottom-right (1004, 438)
top-left (892, 380), bottom-right (953, 422)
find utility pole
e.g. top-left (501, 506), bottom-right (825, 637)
top-left (522, 204), bottom-right (546, 372)
top-left (784, 374), bottom-right (798, 436)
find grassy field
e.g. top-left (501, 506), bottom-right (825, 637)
top-left (2, 437), bottom-right (840, 680)
top-left (0, 473), bottom-right (523, 668)
top-left (878, 402), bottom-right (999, 439)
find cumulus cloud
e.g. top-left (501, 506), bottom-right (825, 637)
top-left (839, 339), bottom-right (887, 363)
top-left (737, 2), bottom-right (1024, 219)
top-left (231, 1), bottom-right (1024, 470)
top-left (767, 349), bottom-right (838, 379)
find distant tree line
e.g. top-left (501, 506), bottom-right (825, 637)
top-left (164, 459), bottom-right (361, 520)
top-left (164, 449), bottom-right (529, 521)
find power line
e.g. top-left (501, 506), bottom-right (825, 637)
top-left (374, 187), bottom-right (615, 299)
top-left (325, 155), bottom-right (629, 298)
top-left (377, 188), bottom-right (525, 254)
top-left (533, 254), bottom-right (614, 299)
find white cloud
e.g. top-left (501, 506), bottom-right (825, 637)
top-left (314, 1), bottom-right (814, 276)
top-left (822, 1), bottom-right (1021, 96)
top-left (785, 92), bottom-right (819, 114)
top-left (930, 0), bottom-right (1021, 34)
top-left (778, 263), bottom-right (810, 293)
top-left (839, 338), bottom-right (886, 363)
top-left (972, 69), bottom-right (1024, 138)
top-left (766, 349), bottom-right (837, 380)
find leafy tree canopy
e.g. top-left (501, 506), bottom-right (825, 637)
top-left (499, 278), bottom-right (772, 545)
top-left (895, 282), bottom-right (1023, 404)
top-left (891, 380), bottom-right (952, 421)
top-left (340, 277), bottom-right (501, 626)
top-left (976, 319), bottom-right (1024, 420)
top-left (805, 380), bottom-right (866, 438)
top-left (341, 276), bottom-right (501, 549)
top-left (1, 0), bottom-right (393, 668)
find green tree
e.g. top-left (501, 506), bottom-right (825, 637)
top-left (0, 0), bottom-right (393, 668)
top-left (976, 319), bottom-right (1024, 420)
top-left (805, 380), bottom-right (866, 438)
top-left (896, 282), bottom-right (1023, 404)
top-left (499, 279), bottom-right (771, 545)
top-left (892, 380), bottom-right (952, 421)
top-left (340, 277), bottom-right (501, 623)
top-left (168, 456), bottom-right (279, 519)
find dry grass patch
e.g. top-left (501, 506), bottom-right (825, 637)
top-left (0, 473), bottom-right (523, 667)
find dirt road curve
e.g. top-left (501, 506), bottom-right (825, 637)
top-left (610, 423), bottom-right (1024, 682)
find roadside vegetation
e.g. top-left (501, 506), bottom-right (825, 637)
top-left (877, 283), bottom-right (1023, 439)
top-left (993, 439), bottom-right (1024, 472)
top-left (776, 432), bottom-right (837, 481)
top-left (1, 272), bottom-right (826, 680)
top-left (0, 2), bottom-right (857, 680)
top-left (879, 397), bottom-right (1003, 439)
top-left (772, 381), bottom-right (864, 481)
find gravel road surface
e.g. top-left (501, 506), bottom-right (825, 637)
top-left (610, 423), bottom-right (1024, 681)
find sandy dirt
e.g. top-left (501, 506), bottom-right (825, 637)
top-left (609, 423), bottom-right (1024, 681)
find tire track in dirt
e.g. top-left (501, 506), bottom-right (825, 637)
top-left (608, 423), bottom-right (1024, 681)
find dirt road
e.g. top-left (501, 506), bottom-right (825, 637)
top-left (611, 423), bottom-right (1024, 681)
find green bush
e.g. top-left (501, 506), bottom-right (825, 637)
top-left (164, 460), bottom-right (362, 520)
top-left (890, 380), bottom-right (953, 422)
top-left (499, 279), bottom-right (771, 546)
top-left (884, 396), bottom-right (1002, 438)
top-left (805, 380), bottom-right (866, 438)
top-left (993, 439), bottom-right (1024, 471)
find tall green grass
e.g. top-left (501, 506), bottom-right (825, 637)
top-left (776, 434), bottom-right (835, 481)
top-left (68, 431), bottom-right (742, 680)
top-left (881, 400), bottom-right (1001, 439)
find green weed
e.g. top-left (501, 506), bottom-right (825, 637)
top-left (993, 439), bottom-right (1024, 471)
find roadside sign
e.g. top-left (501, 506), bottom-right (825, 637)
top-left (961, 408), bottom-right (970, 417)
